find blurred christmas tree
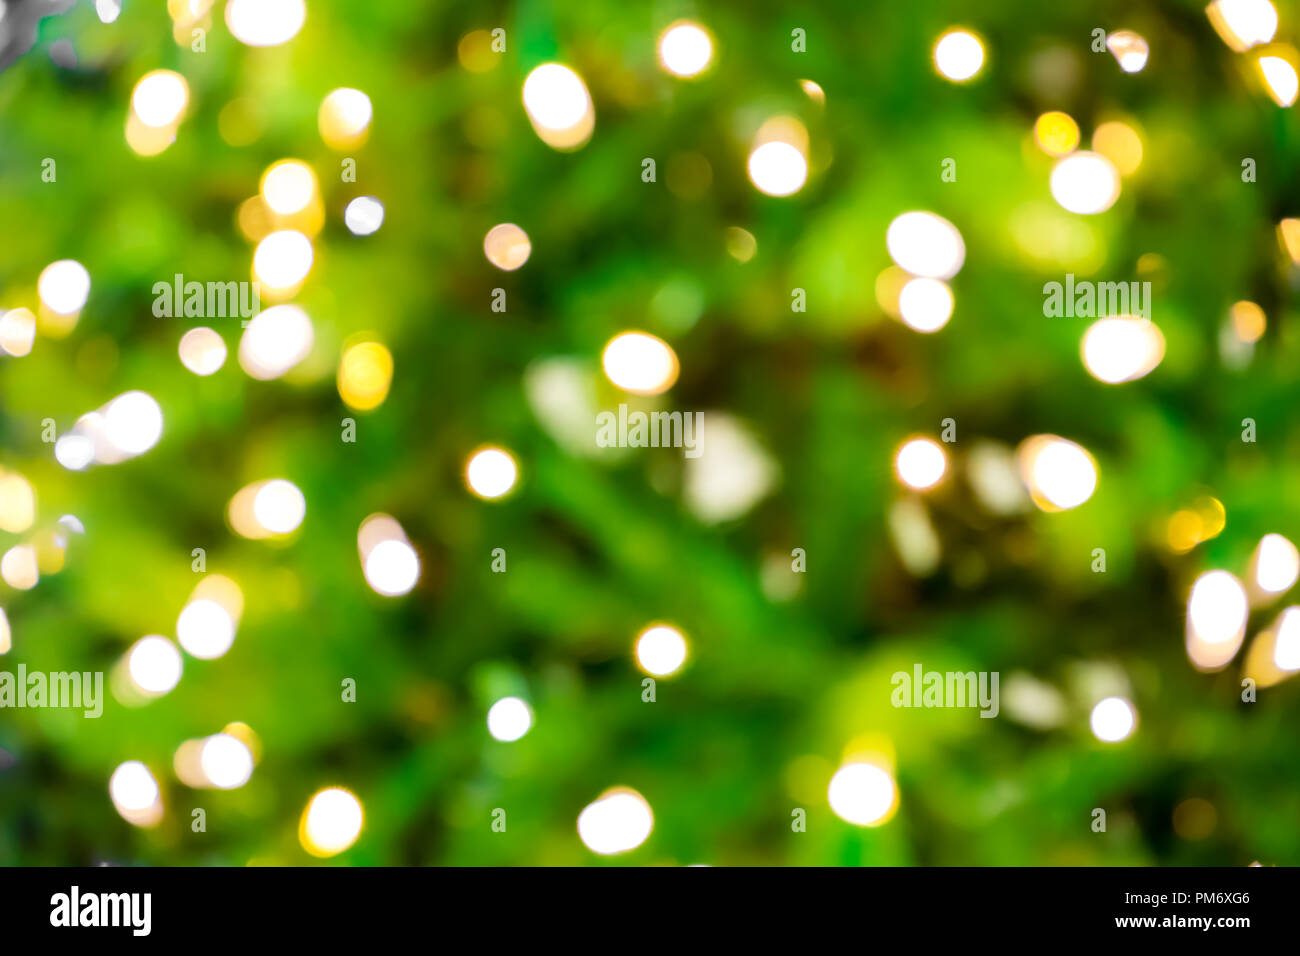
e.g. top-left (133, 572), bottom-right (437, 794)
top-left (1, 0), bottom-right (1299, 866)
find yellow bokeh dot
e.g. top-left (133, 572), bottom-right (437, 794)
top-left (1167, 510), bottom-right (1202, 554)
top-left (1230, 301), bottom-right (1266, 343)
top-left (1034, 111), bottom-right (1079, 156)
top-left (457, 30), bottom-right (499, 73)
top-left (1092, 120), bottom-right (1143, 176)
top-left (338, 340), bottom-right (394, 411)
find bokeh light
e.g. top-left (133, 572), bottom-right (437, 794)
top-left (1089, 696), bottom-right (1136, 742)
top-left (658, 21), bottom-right (713, 77)
top-left (602, 331), bottom-right (679, 394)
top-left (933, 29), bottom-right (984, 82)
top-left (577, 788), bottom-right (654, 855)
top-left (827, 761), bottom-right (898, 826)
top-left (300, 787), bottom-right (364, 857)
top-left (487, 697), bottom-right (533, 742)
top-left (465, 447), bottom-right (518, 500)
top-left (1050, 151), bottom-right (1121, 215)
top-left (634, 624), bottom-right (688, 676)
top-left (895, 438), bottom-right (947, 490)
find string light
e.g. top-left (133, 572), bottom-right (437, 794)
top-left (933, 29), bottom-right (985, 82)
top-left (886, 212), bottom-right (965, 278)
top-left (358, 514), bottom-right (420, 596)
top-left (658, 21), bottom-right (713, 77)
top-left (487, 697), bottom-right (533, 741)
top-left (522, 63), bottom-right (595, 150)
top-left (602, 331), bottom-right (679, 394)
top-left (577, 788), bottom-right (654, 854)
top-left (465, 447), bottom-right (519, 499)
top-left (300, 787), bottom-right (364, 857)
top-left (226, 0), bottom-right (306, 47)
top-left (895, 438), bottom-right (947, 490)
top-left (634, 624), bottom-right (688, 676)
top-left (827, 761), bottom-right (898, 826)
top-left (1090, 696), bottom-right (1136, 742)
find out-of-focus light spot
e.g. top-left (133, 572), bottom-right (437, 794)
top-left (457, 30), bottom-right (499, 73)
top-left (1018, 435), bottom-right (1098, 511)
top-left (253, 230), bottom-right (314, 292)
top-left (178, 327), bottom-right (227, 376)
top-left (260, 160), bottom-right (316, 216)
top-left (1081, 316), bottom-right (1164, 383)
top-left (897, 277), bottom-right (954, 332)
top-left (1189, 571), bottom-right (1249, 644)
top-left (1167, 510), bottom-right (1203, 554)
top-left (602, 331), bottom-right (679, 394)
top-left (895, 438), bottom-right (947, 490)
top-left (110, 761), bottom-right (161, 823)
top-left (1105, 30), bottom-right (1149, 72)
top-left (177, 598), bottom-right (236, 659)
top-left (483, 223), bottom-right (531, 270)
top-left (228, 478), bottom-right (305, 539)
top-left (238, 304), bottom-right (313, 379)
top-left (967, 441), bottom-right (1030, 515)
top-left (300, 787), bottom-right (363, 857)
top-left (131, 70), bottom-right (188, 127)
top-left (466, 447), bottom-right (518, 500)
top-left (1274, 607), bottom-right (1300, 670)
top-left (1050, 151), bottom-right (1121, 214)
top-left (933, 29), bottom-right (984, 82)
top-left (344, 196), bottom-right (384, 236)
top-left (1258, 52), bottom-right (1298, 106)
top-left (888, 497), bottom-right (941, 577)
top-left (683, 413), bottom-right (777, 523)
top-left (38, 259), bottom-right (90, 315)
top-left (225, 0), bottom-right (305, 47)
top-left (522, 63), bottom-right (595, 150)
top-left (487, 697), bottom-right (533, 741)
top-left (1, 545), bottom-right (38, 590)
top-left (725, 226), bottom-right (757, 263)
top-left (577, 788), bottom-right (653, 855)
top-left (1187, 570), bottom-right (1249, 671)
top-left (0, 471), bottom-right (35, 533)
top-left (358, 514), bottom-right (420, 597)
top-left (127, 635), bottom-right (183, 696)
top-left (1278, 218), bottom-right (1300, 263)
top-left (1207, 0), bottom-right (1278, 52)
top-left (96, 0), bottom-right (121, 23)
top-left (886, 211), bottom-right (965, 279)
top-left (1255, 533), bottom-right (1299, 594)
top-left (200, 733), bottom-right (253, 789)
top-left (318, 88), bottom-right (372, 149)
top-left (1092, 121), bottom-right (1143, 177)
top-left (1002, 673), bottom-right (1068, 729)
top-left (254, 479), bottom-right (305, 534)
top-left (1090, 696), bottom-right (1136, 742)
top-left (800, 78), bottom-right (825, 104)
top-left (338, 340), bottom-right (393, 411)
top-left (747, 141), bottom-right (808, 197)
top-left (874, 266), bottom-right (909, 318)
top-left (828, 761), bottom-right (898, 826)
top-left (104, 390), bottom-right (163, 456)
top-left (0, 608), bottom-right (9, 655)
top-left (1172, 798), bottom-right (1217, 840)
top-left (0, 308), bottom-right (36, 357)
top-left (1230, 300), bottom-right (1266, 342)
top-left (635, 624), bottom-right (688, 676)
top-left (54, 434), bottom-right (94, 471)
top-left (1034, 111), bottom-right (1079, 155)
top-left (658, 21), bottom-right (712, 77)
top-left (1198, 496), bottom-right (1227, 539)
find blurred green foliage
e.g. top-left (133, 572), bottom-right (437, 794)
top-left (2, 0), bottom-right (1300, 866)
